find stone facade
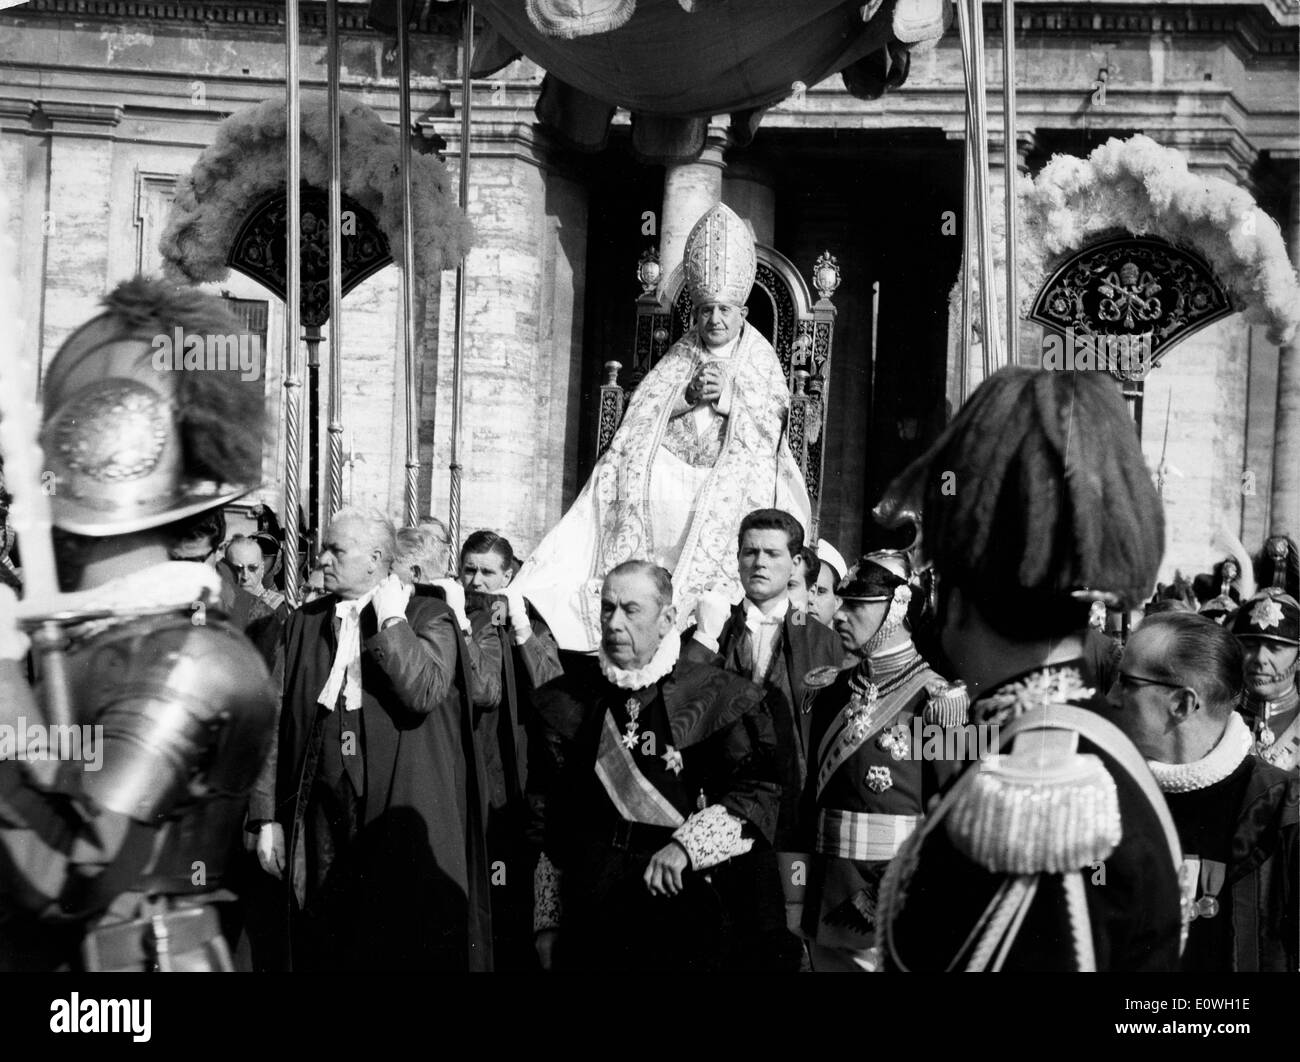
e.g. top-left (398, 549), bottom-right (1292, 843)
top-left (0, 0), bottom-right (1296, 588)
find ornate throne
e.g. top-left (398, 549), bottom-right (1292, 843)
top-left (597, 243), bottom-right (841, 533)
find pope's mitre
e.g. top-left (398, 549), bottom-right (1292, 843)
top-left (683, 203), bottom-right (757, 308)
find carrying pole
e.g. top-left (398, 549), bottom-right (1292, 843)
top-left (325, 0), bottom-right (345, 525)
top-left (448, 4), bottom-right (474, 549)
top-left (1002, 0), bottom-right (1019, 366)
top-left (282, 0), bottom-right (304, 604)
top-left (397, 0), bottom-right (420, 525)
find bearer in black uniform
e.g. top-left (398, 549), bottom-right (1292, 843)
top-left (874, 368), bottom-right (1183, 971)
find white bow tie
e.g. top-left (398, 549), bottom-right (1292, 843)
top-left (319, 588), bottom-right (378, 712)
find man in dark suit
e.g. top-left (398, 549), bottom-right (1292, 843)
top-left (684, 509), bottom-right (843, 798)
top-left (682, 508), bottom-right (843, 939)
top-left (248, 507), bottom-right (491, 971)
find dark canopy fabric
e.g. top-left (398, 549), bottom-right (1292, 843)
top-left (466, 0), bottom-right (918, 162)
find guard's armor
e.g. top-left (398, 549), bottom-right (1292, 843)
top-left (59, 610), bottom-right (276, 894)
top-left (5, 607), bottom-right (278, 970)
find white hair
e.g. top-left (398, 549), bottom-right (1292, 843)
top-left (328, 506), bottom-right (397, 565)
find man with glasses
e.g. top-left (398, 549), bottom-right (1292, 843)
top-left (1110, 611), bottom-right (1297, 971)
top-left (225, 534), bottom-right (286, 611)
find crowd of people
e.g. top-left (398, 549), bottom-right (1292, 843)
top-left (0, 272), bottom-right (1296, 976)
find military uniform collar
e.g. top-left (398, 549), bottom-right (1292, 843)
top-left (861, 640), bottom-right (920, 684)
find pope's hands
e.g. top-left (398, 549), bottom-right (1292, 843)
top-left (372, 572), bottom-right (412, 628)
top-left (694, 589), bottom-right (732, 642)
top-left (686, 363), bottom-right (725, 405)
top-left (256, 822), bottom-right (285, 879)
top-left (644, 842), bottom-right (691, 897)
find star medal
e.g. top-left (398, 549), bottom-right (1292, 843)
top-left (866, 765), bottom-right (893, 793)
top-left (877, 723), bottom-right (910, 761)
top-left (662, 745), bottom-right (683, 775)
top-left (1259, 724), bottom-right (1276, 748)
top-left (621, 697), bottom-right (642, 750)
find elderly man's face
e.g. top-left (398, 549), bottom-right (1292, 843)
top-left (601, 571), bottom-right (674, 670)
top-left (1242, 639), bottom-right (1299, 701)
top-left (225, 541), bottom-right (265, 593)
top-left (696, 302), bottom-right (746, 349)
top-left (317, 518), bottom-right (384, 600)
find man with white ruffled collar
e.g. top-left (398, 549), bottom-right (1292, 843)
top-left (1111, 611), bottom-right (1298, 972)
top-left (529, 559), bottom-right (797, 971)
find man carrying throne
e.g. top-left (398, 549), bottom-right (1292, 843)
top-left (516, 203), bottom-right (810, 651)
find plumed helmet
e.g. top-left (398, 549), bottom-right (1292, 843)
top-left (683, 203), bottom-right (757, 309)
top-left (40, 276), bottom-right (263, 536)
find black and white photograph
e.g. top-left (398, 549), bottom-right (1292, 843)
top-left (0, 0), bottom-right (1296, 1044)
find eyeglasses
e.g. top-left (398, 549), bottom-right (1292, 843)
top-left (1116, 672), bottom-right (1189, 692)
top-left (170, 545), bottom-right (216, 563)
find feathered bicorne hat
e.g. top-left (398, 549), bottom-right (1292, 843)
top-left (40, 276), bottom-right (264, 536)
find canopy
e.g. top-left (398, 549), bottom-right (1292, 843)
top-left (466, 0), bottom-right (945, 162)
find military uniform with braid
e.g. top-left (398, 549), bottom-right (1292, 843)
top-left (874, 369), bottom-right (1182, 971)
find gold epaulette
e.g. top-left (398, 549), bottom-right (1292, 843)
top-left (922, 677), bottom-right (969, 727)
top-left (803, 664), bottom-right (846, 690)
top-left (943, 735), bottom-right (1121, 875)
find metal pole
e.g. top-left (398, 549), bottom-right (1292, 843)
top-left (306, 324), bottom-right (321, 549)
top-left (448, 3), bottom-right (474, 549)
top-left (960, 113), bottom-right (974, 401)
top-left (326, 0), bottom-right (345, 524)
top-left (397, 0), bottom-right (420, 526)
top-left (282, 0), bottom-right (304, 605)
top-left (955, 0), bottom-right (1002, 377)
top-left (1002, 0), bottom-right (1019, 367)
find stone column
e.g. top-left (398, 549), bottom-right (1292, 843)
top-left (657, 123), bottom-right (729, 295)
top-left (1271, 163), bottom-right (1300, 539)
top-left (988, 131), bottom-right (1036, 368)
top-left (722, 159), bottom-right (775, 247)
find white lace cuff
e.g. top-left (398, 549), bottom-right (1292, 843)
top-left (672, 804), bottom-right (755, 871)
top-left (533, 851), bottom-right (563, 933)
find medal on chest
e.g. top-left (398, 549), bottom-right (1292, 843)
top-left (865, 765), bottom-right (894, 793)
top-left (877, 722), bottom-right (911, 761)
top-left (844, 680), bottom-right (880, 739)
top-left (620, 697), bottom-right (643, 750)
